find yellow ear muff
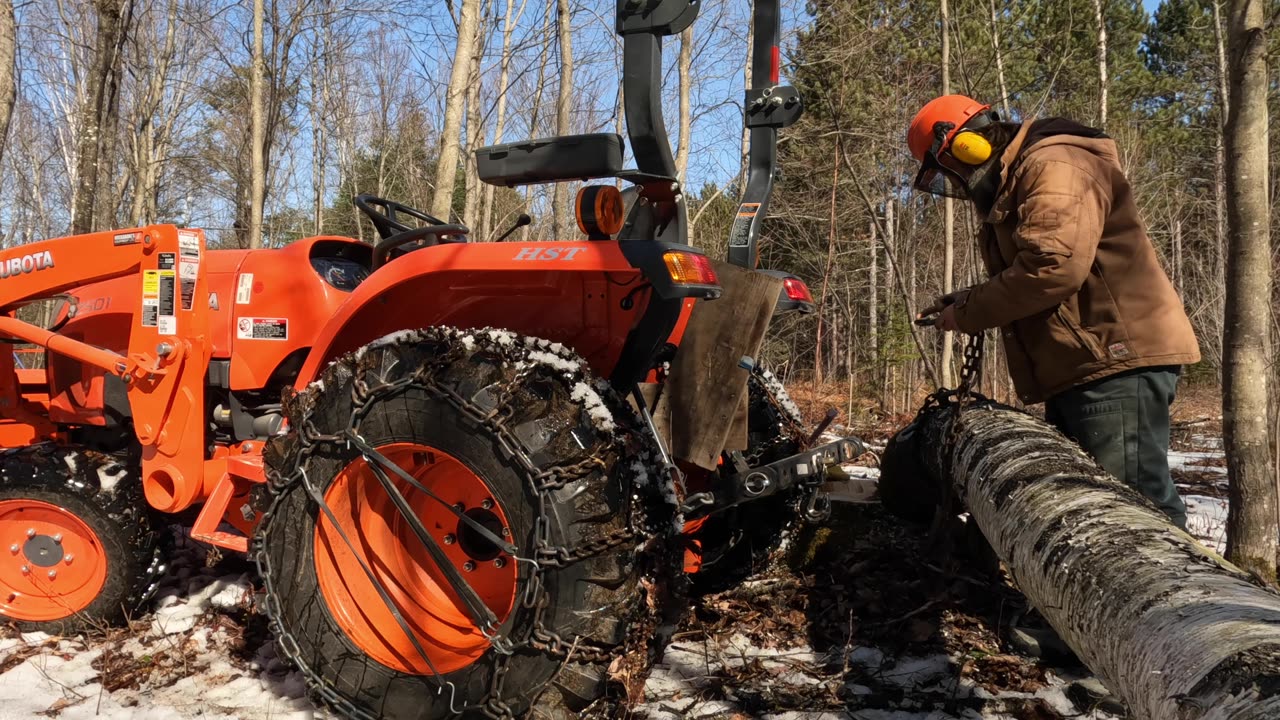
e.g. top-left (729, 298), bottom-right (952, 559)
top-left (950, 131), bottom-right (992, 165)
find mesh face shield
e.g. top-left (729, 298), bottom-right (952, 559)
top-left (912, 112), bottom-right (996, 199)
top-left (912, 121), bottom-right (973, 199)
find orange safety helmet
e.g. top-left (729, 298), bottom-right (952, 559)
top-left (907, 95), bottom-right (991, 162)
top-left (907, 94), bottom-right (995, 198)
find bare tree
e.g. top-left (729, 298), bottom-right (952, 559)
top-left (1223, 0), bottom-right (1276, 583)
top-left (248, 0), bottom-right (266, 248)
top-left (0, 0), bottom-right (16, 172)
top-left (675, 24), bottom-right (692, 183)
top-left (430, 0), bottom-right (483, 222)
top-left (1092, 0), bottom-right (1108, 129)
top-left (551, 0), bottom-right (573, 237)
top-left (72, 0), bottom-right (135, 235)
top-left (940, 0), bottom-right (954, 387)
top-left (462, 2), bottom-right (492, 231)
top-left (479, 0), bottom-right (527, 242)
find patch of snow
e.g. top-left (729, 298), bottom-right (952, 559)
top-left (570, 381), bottom-right (615, 432)
top-left (1168, 450), bottom-right (1225, 472)
top-left (97, 463), bottom-right (128, 492)
top-left (62, 452), bottom-right (78, 474)
top-left (486, 329), bottom-right (516, 347)
top-left (1185, 494), bottom-right (1229, 554)
top-left (527, 350), bottom-right (579, 374)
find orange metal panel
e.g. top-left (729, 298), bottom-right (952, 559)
top-left (293, 241), bottom-right (645, 389)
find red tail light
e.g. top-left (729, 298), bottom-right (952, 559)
top-left (783, 277), bottom-right (813, 303)
top-left (663, 251), bottom-right (719, 286)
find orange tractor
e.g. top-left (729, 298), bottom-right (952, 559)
top-left (0, 1), bottom-right (859, 717)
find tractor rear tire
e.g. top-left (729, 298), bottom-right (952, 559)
top-left (689, 367), bottom-right (806, 596)
top-left (0, 445), bottom-right (160, 633)
top-left (257, 328), bottom-right (680, 720)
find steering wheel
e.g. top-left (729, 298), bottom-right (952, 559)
top-left (354, 194), bottom-right (470, 268)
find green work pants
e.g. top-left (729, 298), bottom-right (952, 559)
top-left (1044, 366), bottom-right (1188, 529)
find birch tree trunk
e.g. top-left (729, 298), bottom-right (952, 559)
top-left (886, 402), bottom-right (1280, 720)
top-left (1213, 0), bottom-right (1230, 358)
top-left (1092, 0), bottom-right (1108, 129)
top-left (987, 0), bottom-right (1009, 116)
top-left (1222, 0), bottom-right (1276, 583)
top-left (675, 25), bottom-right (692, 184)
top-left (480, 0), bottom-right (525, 242)
top-left (248, 0), bottom-right (266, 248)
top-left (551, 0), bottom-right (573, 237)
top-left (430, 0), bottom-right (483, 223)
top-left (940, 0), bottom-right (954, 387)
top-left (0, 0), bottom-right (17, 171)
top-left (869, 219), bottom-right (879, 371)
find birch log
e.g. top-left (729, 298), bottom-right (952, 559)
top-left (884, 401), bottom-right (1280, 720)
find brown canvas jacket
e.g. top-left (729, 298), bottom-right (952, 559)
top-left (952, 120), bottom-right (1201, 403)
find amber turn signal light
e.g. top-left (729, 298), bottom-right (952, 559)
top-left (662, 251), bottom-right (718, 286)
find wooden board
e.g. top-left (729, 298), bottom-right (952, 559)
top-left (664, 262), bottom-right (782, 470)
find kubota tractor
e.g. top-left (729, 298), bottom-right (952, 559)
top-left (0, 1), bottom-right (860, 717)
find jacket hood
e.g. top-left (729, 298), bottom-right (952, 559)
top-left (1021, 118), bottom-right (1117, 164)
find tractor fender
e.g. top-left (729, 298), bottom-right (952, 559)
top-left (293, 241), bottom-right (646, 390)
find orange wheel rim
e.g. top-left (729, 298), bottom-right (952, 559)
top-left (0, 499), bottom-right (108, 622)
top-left (314, 443), bottom-right (519, 675)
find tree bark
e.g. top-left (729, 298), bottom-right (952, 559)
top-left (887, 402), bottom-right (1280, 720)
top-left (675, 24), bottom-right (692, 184)
top-left (551, 0), bottom-right (574, 237)
top-left (248, 0), bottom-right (266, 248)
top-left (430, 0), bottom-right (483, 223)
top-left (1092, 0), bottom-right (1108, 129)
top-left (480, 0), bottom-right (526, 242)
top-left (462, 3), bottom-right (491, 231)
top-left (72, 0), bottom-right (133, 235)
top-left (1223, 0), bottom-right (1276, 583)
top-left (0, 0), bottom-right (17, 172)
top-left (986, 0), bottom-right (1009, 117)
top-left (940, 0), bottom-right (955, 387)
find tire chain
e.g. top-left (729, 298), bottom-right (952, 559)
top-left (253, 328), bottom-right (681, 720)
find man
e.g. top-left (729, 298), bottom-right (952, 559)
top-left (907, 94), bottom-right (1199, 528)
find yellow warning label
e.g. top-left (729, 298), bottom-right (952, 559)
top-left (142, 270), bottom-right (160, 298)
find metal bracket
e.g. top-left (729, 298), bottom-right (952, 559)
top-left (745, 86), bottom-right (804, 130)
top-left (616, 0), bottom-right (700, 36)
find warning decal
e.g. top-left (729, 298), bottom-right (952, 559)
top-left (113, 232), bottom-right (139, 246)
top-left (728, 203), bottom-right (760, 248)
top-left (178, 231), bottom-right (200, 310)
top-left (156, 253), bottom-right (177, 336)
top-left (236, 273), bottom-right (254, 304)
top-left (237, 317), bottom-right (288, 341)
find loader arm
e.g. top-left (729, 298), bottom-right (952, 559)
top-left (0, 226), bottom-right (211, 514)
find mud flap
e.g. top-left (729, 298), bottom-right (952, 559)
top-left (663, 262), bottom-right (782, 470)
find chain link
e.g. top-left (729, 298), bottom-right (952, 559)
top-left (253, 329), bottom-right (678, 720)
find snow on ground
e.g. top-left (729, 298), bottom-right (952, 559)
top-left (0, 533), bottom-right (317, 720)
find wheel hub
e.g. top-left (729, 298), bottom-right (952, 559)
top-left (23, 535), bottom-right (63, 567)
top-left (313, 443), bottom-right (519, 675)
top-left (0, 499), bottom-right (107, 621)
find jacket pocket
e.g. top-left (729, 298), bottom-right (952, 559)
top-left (1055, 306), bottom-right (1106, 361)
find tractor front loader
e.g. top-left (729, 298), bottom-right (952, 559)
top-left (0, 1), bottom-right (861, 718)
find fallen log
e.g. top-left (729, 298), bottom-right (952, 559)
top-left (881, 400), bottom-right (1280, 720)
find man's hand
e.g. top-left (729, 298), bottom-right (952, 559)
top-left (916, 289), bottom-right (970, 331)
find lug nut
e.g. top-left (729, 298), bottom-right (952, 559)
top-left (46, 570), bottom-right (56, 580)
top-left (453, 502), bottom-right (464, 511)
top-left (443, 534), bottom-right (456, 545)
top-left (19, 565), bottom-right (29, 575)
top-left (501, 528), bottom-right (510, 537)
top-left (481, 499), bottom-right (493, 510)
top-left (463, 560), bottom-right (476, 572)
top-left (52, 534), bottom-right (62, 544)
top-left (493, 557), bottom-right (506, 569)
top-left (9, 544), bottom-right (17, 554)
top-left (25, 528), bottom-right (34, 538)
top-left (64, 554), bottom-right (74, 564)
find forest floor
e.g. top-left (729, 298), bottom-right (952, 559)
top-left (0, 394), bottom-right (1229, 720)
